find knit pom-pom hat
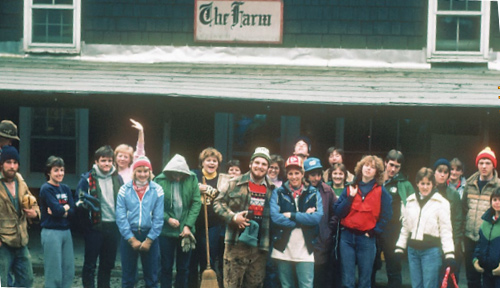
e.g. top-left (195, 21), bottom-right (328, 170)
top-left (476, 147), bottom-right (497, 168)
top-left (132, 156), bottom-right (152, 171)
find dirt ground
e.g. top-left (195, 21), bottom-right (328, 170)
top-left (32, 270), bottom-right (144, 288)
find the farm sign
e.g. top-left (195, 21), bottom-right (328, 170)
top-left (194, 0), bottom-right (283, 44)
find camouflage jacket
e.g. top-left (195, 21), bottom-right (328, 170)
top-left (213, 171), bottom-right (274, 251)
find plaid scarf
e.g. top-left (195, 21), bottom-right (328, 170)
top-left (88, 170), bottom-right (101, 225)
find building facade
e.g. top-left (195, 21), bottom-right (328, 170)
top-left (0, 0), bottom-right (499, 189)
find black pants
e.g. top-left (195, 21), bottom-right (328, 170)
top-left (372, 233), bottom-right (402, 288)
top-left (82, 223), bottom-right (120, 288)
top-left (464, 237), bottom-right (482, 288)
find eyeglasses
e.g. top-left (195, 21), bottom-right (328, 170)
top-left (269, 166), bottom-right (279, 171)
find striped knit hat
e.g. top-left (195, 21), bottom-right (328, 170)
top-left (132, 156), bottom-right (153, 171)
top-left (476, 147), bottom-right (497, 168)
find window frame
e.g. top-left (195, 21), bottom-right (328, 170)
top-left (19, 107), bottom-right (88, 189)
top-left (23, 0), bottom-right (81, 53)
top-left (426, 0), bottom-right (490, 63)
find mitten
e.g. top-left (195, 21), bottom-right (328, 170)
top-left (393, 249), bottom-right (404, 262)
top-left (139, 238), bottom-right (154, 252)
top-left (492, 263), bottom-right (500, 276)
top-left (473, 260), bottom-right (484, 273)
top-left (443, 257), bottom-right (457, 274)
top-left (181, 233), bottom-right (196, 253)
top-left (128, 237), bottom-right (142, 251)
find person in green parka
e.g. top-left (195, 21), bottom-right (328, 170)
top-left (154, 154), bottom-right (201, 288)
top-left (433, 158), bottom-right (464, 286)
top-left (372, 150), bottom-right (415, 288)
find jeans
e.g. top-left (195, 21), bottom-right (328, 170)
top-left (276, 260), bottom-right (314, 288)
top-left (82, 222), bottom-right (120, 288)
top-left (0, 244), bottom-right (33, 287)
top-left (464, 237), bottom-right (482, 288)
top-left (339, 229), bottom-right (376, 288)
top-left (41, 228), bottom-right (75, 288)
top-left (188, 225), bottom-right (221, 288)
top-left (160, 235), bottom-right (191, 288)
top-left (121, 231), bottom-right (160, 288)
top-left (407, 246), bottom-right (442, 288)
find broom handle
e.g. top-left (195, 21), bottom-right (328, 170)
top-left (204, 194), bottom-right (211, 269)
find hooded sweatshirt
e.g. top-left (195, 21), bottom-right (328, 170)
top-left (94, 164), bottom-right (117, 222)
top-left (154, 154), bottom-right (201, 238)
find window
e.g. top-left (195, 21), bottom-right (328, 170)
top-left (427, 0), bottom-right (490, 62)
top-left (23, 0), bottom-right (81, 53)
top-left (19, 107), bottom-right (88, 188)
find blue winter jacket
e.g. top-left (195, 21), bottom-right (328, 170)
top-left (270, 181), bottom-right (323, 253)
top-left (473, 208), bottom-right (500, 272)
top-left (116, 180), bottom-right (165, 241)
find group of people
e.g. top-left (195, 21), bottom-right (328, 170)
top-left (0, 118), bottom-right (499, 288)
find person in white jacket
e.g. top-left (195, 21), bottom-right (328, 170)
top-left (395, 167), bottom-right (456, 288)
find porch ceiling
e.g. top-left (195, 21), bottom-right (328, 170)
top-left (0, 56), bottom-right (499, 108)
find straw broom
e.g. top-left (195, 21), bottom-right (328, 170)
top-left (200, 194), bottom-right (218, 288)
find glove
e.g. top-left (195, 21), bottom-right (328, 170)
top-left (128, 237), bottom-right (142, 251)
top-left (139, 238), bottom-right (154, 252)
top-left (76, 192), bottom-right (100, 212)
top-left (181, 233), bottom-right (196, 253)
top-left (393, 249), bottom-right (404, 262)
top-left (443, 257), bottom-right (457, 274)
top-left (492, 263), bottom-right (500, 276)
top-left (22, 194), bottom-right (37, 209)
top-left (473, 260), bottom-right (484, 273)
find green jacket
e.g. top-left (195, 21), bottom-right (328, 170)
top-left (154, 154), bottom-right (201, 238)
top-left (383, 173), bottom-right (415, 236)
top-left (385, 173), bottom-right (415, 206)
top-left (437, 184), bottom-right (464, 246)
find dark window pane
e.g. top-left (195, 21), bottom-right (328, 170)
top-left (437, 0), bottom-right (480, 11)
top-left (55, 0), bottom-right (73, 4)
top-left (32, 9), bottom-right (73, 44)
top-left (30, 139), bottom-right (76, 174)
top-left (30, 108), bottom-right (77, 174)
top-left (371, 118), bottom-right (397, 153)
top-left (344, 118), bottom-right (370, 152)
top-left (32, 108), bottom-right (76, 137)
top-left (33, 0), bottom-right (53, 4)
top-left (436, 16), bottom-right (480, 52)
top-left (232, 114), bottom-right (280, 159)
top-left (399, 119), bottom-right (431, 155)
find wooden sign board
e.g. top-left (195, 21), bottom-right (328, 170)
top-left (194, 0), bottom-right (283, 44)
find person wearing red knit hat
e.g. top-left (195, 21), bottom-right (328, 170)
top-left (116, 155), bottom-right (164, 288)
top-left (463, 147), bottom-right (500, 288)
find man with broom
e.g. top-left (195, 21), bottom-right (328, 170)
top-left (214, 147), bottom-right (274, 288)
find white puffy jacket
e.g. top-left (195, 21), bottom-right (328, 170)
top-left (396, 192), bottom-right (455, 258)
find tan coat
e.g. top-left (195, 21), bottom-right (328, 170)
top-left (464, 170), bottom-right (500, 241)
top-left (0, 173), bottom-right (39, 248)
top-left (213, 172), bottom-right (274, 251)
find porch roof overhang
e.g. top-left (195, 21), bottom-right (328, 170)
top-left (0, 56), bottom-right (499, 108)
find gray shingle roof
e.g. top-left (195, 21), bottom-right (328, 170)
top-left (1, 56), bottom-right (498, 107)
